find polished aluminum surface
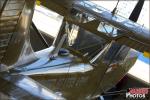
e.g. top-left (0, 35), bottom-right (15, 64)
top-left (16, 43), bottom-right (139, 99)
top-left (0, 0), bottom-right (147, 99)
top-left (1, 0), bottom-right (37, 68)
top-left (41, 0), bottom-right (150, 52)
top-left (0, 72), bottom-right (65, 100)
top-left (0, 0), bottom-right (25, 65)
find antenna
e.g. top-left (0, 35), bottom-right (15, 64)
top-left (111, 0), bottom-right (120, 15)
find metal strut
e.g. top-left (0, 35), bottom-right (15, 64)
top-left (31, 22), bottom-right (49, 47)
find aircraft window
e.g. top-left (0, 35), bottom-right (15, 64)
top-left (32, 5), bottom-right (63, 38)
top-left (64, 22), bottom-right (106, 61)
top-left (70, 8), bottom-right (95, 23)
top-left (97, 22), bottom-right (119, 37)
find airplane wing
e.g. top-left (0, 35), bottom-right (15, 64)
top-left (0, 72), bottom-right (65, 100)
top-left (41, 0), bottom-right (150, 53)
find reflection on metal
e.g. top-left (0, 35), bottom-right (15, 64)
top-left (0, 0), bottom-right (149, 99)
top-left (40, 0), bottom-right (149, 52)
top-left (66, 22), bottom-right (79, 46)
top-left (73, 1), bottom-right (150, 51)
top-left (74, 1), bottom-right (149, 40)
top-left (1, 0), bottom-right (37, 68)
top-left (0, 73), bottom-right (64, 100)
top-left (0, 0), bottom-right (25, 69)
top-left (97, 22), bottom-right (119, 37)
top-left (19, 43), bottom-right (138, 99)
top-left (51, 34), bottom-right (67, 56)
top-left (90, 43), bottom-right (110, 63)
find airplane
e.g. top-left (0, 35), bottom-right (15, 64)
top-left (0, 0), bottom-right (149, 99)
